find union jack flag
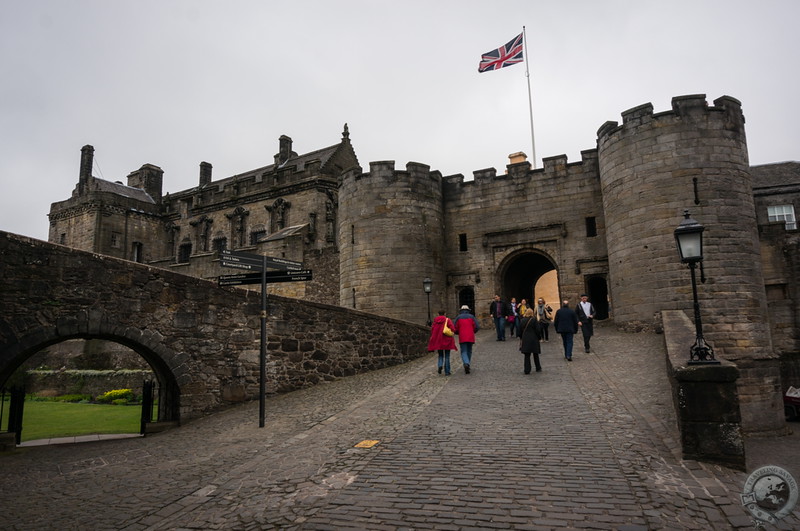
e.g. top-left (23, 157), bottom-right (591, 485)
top-left (478, 33), bottom-right (524, 73)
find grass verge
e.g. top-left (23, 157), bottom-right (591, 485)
top-left (19, 401), bottom-right (141, 442)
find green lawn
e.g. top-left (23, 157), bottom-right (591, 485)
top-left (18, 401), bottom-right (142, 442)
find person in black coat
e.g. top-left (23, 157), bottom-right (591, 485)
top-left (576, 294), bottom-right (596, 353)
top-left (554, 299), bottom-right (579, 361)
top-left (518, 308), bottom-right (542, 374)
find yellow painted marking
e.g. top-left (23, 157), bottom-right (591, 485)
top-left (354, 439), bottom-right (380, 448)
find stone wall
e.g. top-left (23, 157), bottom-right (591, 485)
top-left (0, 231), bottom-right (429, 422)
top-left (440, 150), bottom-right (606, 325)
top-left (662, 310), bottom-right (745, 470)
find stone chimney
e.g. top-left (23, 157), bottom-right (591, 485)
top-left (78, 144), bottom-right (94, 195)
top-left (275, 135), bottom-right (297, 166)
top-left (200, 161), bottom-right (212, 187)
top-left (508, 151), bottom-right (528, 165)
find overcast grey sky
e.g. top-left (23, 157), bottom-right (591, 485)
top-left (2, 0), bottom-right (798, 242)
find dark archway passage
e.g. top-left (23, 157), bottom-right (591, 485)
top-left (458, 287), bottom-right (476, 313)
top-left (587, 276), bottom-right (610, 320)
top-left (501, 251), bottom-right (558, 305)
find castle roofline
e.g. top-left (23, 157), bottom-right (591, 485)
top-left (751, 161), bottom-right (800, 190)
top-left (83, 176), bottom-right (156, 204)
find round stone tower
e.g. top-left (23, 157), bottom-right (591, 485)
top-left (338, 161), bottom-right (445, 325)
top-left (597, 94), bottom-right (782, 433)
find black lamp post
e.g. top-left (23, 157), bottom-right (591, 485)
top-left (423, 277), bottom-right (432, 326)
top-left (674, 210), bottom-right (719, 365)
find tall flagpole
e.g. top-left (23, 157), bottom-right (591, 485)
top-left (523, 26), bottom-right (537, 169)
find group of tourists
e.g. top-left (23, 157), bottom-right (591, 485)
top-left (427, 305), bottom-right (480, 375)
top-left (488, 295), bottom-right (557, 343)
top-left (427, 294), bottom-right (596, 375)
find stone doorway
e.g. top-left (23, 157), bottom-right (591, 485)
top-left (501, 251), bottom-right (559, 308)
top-left (586, 275), bottom-right (610, 320)
top-left (458, 286), bottom-right (476, 313)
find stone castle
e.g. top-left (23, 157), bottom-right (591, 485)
top-left (48, 94), bottom-right (800, 434)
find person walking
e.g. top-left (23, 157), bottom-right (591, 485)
top-left (535, 298), bottom-right (553, 342)
top-left (515, 298), bottom-right (529, 337)
top-left (508, 297), bottom-right (518, 338)
top-left (518, 308), bottom-right (542, 374)
top-left (554, 299), bottom-right (579, 361)
top-left (452, 304), bottom-right (480, 374)
top-left (489, 295), bottom-right (510, 341)
top-left (576, 294), bottom-right (596, 353)
top-left (427, 310), bottom-right (456, 375)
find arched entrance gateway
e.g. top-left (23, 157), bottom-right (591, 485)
top-left (500, 251), bottom-right (559, 308)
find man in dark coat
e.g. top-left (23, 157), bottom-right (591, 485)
top-left (554, 299), bottom-right (579, 361)
top-left (488, 295), bottom-right (510, 341)
top-left (576, 294), bottom-right (596, 353)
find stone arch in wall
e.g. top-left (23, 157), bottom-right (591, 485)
top-left (498, 250), bottom-right (559, 306)
top-left (1, 323), bottom-right (182, 424)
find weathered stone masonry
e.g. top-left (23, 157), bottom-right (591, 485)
top-left (0, 231), bottom-right (428, 421)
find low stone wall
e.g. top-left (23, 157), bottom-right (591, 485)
top-left (661, 310), bottom-right (745, 470)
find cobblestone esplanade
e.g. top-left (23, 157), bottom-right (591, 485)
top-left (597, 95), bottom-right (783, 433)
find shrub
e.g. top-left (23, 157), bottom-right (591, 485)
top-left (55, 394), bottom-right (92, 403)
top-left (111, 398), bottom-right (129, 406)
top-left (96, 388), bottom-right (135, 404)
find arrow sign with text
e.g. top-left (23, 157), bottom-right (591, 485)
top-left (263, 269), bottom-right (313, 282)
top-left (219, 269), bottom-right (313, 286)
top-left (218, 272), bottom-right (263, 286)
top-left (220, 250), bottom-right (303, 271)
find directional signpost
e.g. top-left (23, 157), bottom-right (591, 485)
top-left (218, 249), bottom-right (311, 427)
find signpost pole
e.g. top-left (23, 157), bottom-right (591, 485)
top-left (259, 255), bottom-right (267, 428)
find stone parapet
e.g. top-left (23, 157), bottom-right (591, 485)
top-left (662, 310), bottom-right (745, 470)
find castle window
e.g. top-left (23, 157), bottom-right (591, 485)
top-left (178, 242), bottom-right (192, 263)
top-left (585, 217), bottom-right (597, 237)
top-left (766, 283), bottom-right (787, 301)
top-left (132, 242), bottom-right (143, 263)
top-left (459, 233), bottom-right (468, 252)
top-left (250, 230), bottom-right (266, 245)
top-left (111, 231), bottom-right (122, 249)
top-left (767, 205), bottom-right (796, 230)
top-left (212, 237), bottom-right (227, 253)
top-left (59, 233), bottom-right (66, 244)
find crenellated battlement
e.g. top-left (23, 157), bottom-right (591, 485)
top-left (441, 148), bottom-right (600, 201)
top-left (341, 160), bottom-right (442, 185)
top-left (597, 94), bottom-right (745, 143)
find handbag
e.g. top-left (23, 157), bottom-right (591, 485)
top-left (443, 321), bottom-right (454, 337)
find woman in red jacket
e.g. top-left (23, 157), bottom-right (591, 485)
top-left (427, 309), bottom-right (457, 375)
